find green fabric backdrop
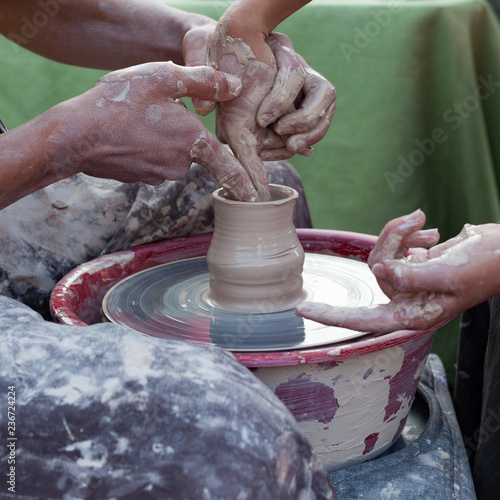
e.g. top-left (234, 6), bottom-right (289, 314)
top-left (2, 0), bottom-right (500, 381)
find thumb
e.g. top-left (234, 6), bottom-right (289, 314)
top-left (169, 65), bottom-right (242, 102)
top-left (295, 301), bottom-right (401, 334)
top-left (183, 25), bottom-right (218, 115)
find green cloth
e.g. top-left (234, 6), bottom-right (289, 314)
top-left (2, 0), bottom-right (500, 377)
top-left (275, 0), bottom-right (500, 238)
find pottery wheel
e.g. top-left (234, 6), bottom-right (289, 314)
top-left (103, 253), bottom-right (388, 352)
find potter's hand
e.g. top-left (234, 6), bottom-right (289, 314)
top-left (65, 62), bottom-right (258, 201)
top-left (185, 27), bottom-right (336, 162)
top-left (200, 30), bottom-right (335, 200)
top-left (257, 33), bottom-right (337, 161)
top-left (207, 20), bottom-right (278, 201)
top-left (185, 19), bottom-right (274, 200)
top-left (182, 20), bottom-right (218, 114)
top-left (297, 210), bottom-right (500, 333)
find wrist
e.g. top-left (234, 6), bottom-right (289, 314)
top-left (47, 98), bottom-right (102, 180)
top-left (219, 0), bottom-right (311, 37)
top-left (0, 106), bottom-right (77, 209)
top-left (218, 3), bottom-right (272, 38)
top-left (213, 15), bottom-right (272, 67)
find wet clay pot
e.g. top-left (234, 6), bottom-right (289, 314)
top-left (206, 184), bottom-right (306, 313)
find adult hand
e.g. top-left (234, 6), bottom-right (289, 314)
top-left (207, 19), bottom-right (278, 201)
top-left (184, 19), bottom-right (336, 200)
top-left (257, 33), bottom-right (337, 161)
top-left (296, 210), bottom-right (500, 333)
top-left (60, 62), bottom-right (258, 201)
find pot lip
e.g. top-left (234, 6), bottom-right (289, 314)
top-left (212, 184), bottom-right (298, 206)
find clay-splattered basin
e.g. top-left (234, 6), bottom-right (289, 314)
top-left (50, 229), bottom-right (443, 471)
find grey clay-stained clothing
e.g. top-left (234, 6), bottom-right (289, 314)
top-left (0, 295), bottom-right (335, 499)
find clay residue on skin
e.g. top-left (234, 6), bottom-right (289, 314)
top-left (189, 130), bottom-right (211, 161)
top-left (98, 62), bottom-right (163, 83)
top-left (433, 239), bottom-right (478, 266)
top-left (384, 233), bottom-right (403, 254)
top-left (210, 19), bottom-right (257, 70)
top-left (145, 104), bottom-right (165, 125)
top-left (394, 293), bottom-right (444, 326)
top-left (408, 224), bottom-right (483, 268)
top-left (176, 79), bottom-right (188, 95)
top-left (369, 233), bottom-right (403, 265)
top-left (95, 80), bottom-right (132, 108)
top-left (221, 35), bottom-right (257, 65)
top-left (209, 18), bottom-right (275, 200)
top-left (109, 81), bottom-right (130, 102)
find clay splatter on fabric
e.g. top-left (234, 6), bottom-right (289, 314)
top-left (0, 296), bottom-right (335, 499)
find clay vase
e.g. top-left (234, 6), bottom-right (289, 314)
top-left (206, 184), bottom-right (307, 314)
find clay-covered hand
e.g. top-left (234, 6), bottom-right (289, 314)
top-left (296, 210), bottom-right (500, 333)
top-left (182, 19), bottom-right (218, 114)
top-left (257, 33), bottom-right (337, 161)
top-left (207, 28), bottom-right (336, 200)
top-left (60, 62), bottom-right (258, 201)
top-left (184, 26), bottom-right (336, 164)
top-left (206, 19), bottom-right (279, 201)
